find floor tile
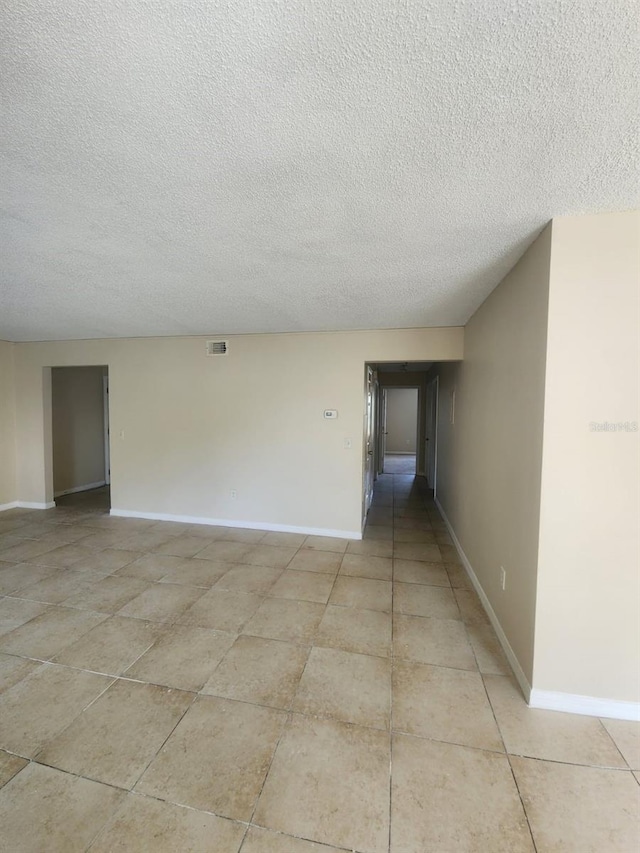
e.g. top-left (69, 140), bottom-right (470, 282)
top-left (0, 653), bottom-right (41, 693)
top-left (362, 525), bottom-right (394, 541)
top-left (393, 659), bottom-right (503, 752)
top-left (16, 571), bottom-right (92, 605)
top-left (194, 541), bottom-right (254, 563)
top-left (301, 536), bottom-right (349, 553)
top-left (394, 614), bottom-right (476, 670)
top-left (0, 596), bottom-right (50, 635)
top-left (137, 695), bottom-right (286, 820)
top-left (116, 553), bottom-right (191, 581)
top-left (63, 575), bottom-right (151, 612)
top-left (329, 576), bottom-right (392, 612)
top-left (213, 564), bottom-right (283, 595)
top-left (261, 531), bottom-right (307, 548)
top-left (157, 557), bottom-right (232, 587)
top-left (393, 528), bottom-right (437, 543)
top-left (37, 679), bottom-right (193, 789)
top-left (0, 763), bottom-right (124, 852)
top-left (91, 793), bottom-right (245, 852)
top-left (254, 714), bottom-right (390, 853)
top-left (465, 622), bottom-right (510, 674)
top-left (76, 547), bottom-right (144, 573)
top-left (243, 598), bottom-right (325, 644)
top-left (243, 544), bottom-right (298, 569)
top-left (202, 635), bottom-right (309, 709)
top-left (340, 553), bottom-right (393, 581)
top-left (241, 826), bottom-right (346, 853)
top-left (29, 543), bottom-right (99, 568)
top-left (152, 534), bottom-right (216, 557)
top-left (115, 530), bottom-right (176, 552)
top-left (315, 604), bottom-right (392, 658)
top-left (393, 542), bottom-right (442, 562)
top-left (511, 755), bottom-right (639, 853)
top-left (0, 749), bottom-right (27, 787)
top-left (269, 570), bottom-right (335, 604)
top-left (293, 646), bottom-right (390, 729)
top-left (0, 663), bottom-right (111, 756)
top-left (600, 718), bottom-right (640, 770)
top-left (0, 606), bottom-right (108, 659)
top-left (54, 615), bottom-right (162, 675)
top-left (445, 562), bottom-right (474, 589)
top-left (454, 588), bottom-right (491, 627)
top-left (393, 558), bottom-right (450, 586)
top-left (393, 582), bottom-right (459, 619)
top-left (346, 539), bottom-right (393, 558)
top-left (0, 539), bottom-right (60, 564)
top-left (287, 549), bottom-right (342, 574)
top-left (484, 675), bottom-right (627, 767)
top-left (439, 544), bottom-right (461, 563)
top-left (117, 583), bottom-right (205, 623)
top-left (391, 734), bottom-right (534, 852)
top-left (179, 588), bottom-right (263, 632)
top-left (218, 528), bottom-right (267, 545)
top-left (125, 624), bottom-right (236, 690)
top-left (0, 562), bottom-right (59, 594)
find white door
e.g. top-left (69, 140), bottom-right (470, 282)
top-left (426, 376), bottom-right (439, 491)
top-left (378, 388), bottom-right (388, 474)
top-left (364, 366), bottom-right (375, 514)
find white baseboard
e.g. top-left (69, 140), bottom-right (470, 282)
top-left (110, 508), bottom-right (362, 540)
top-left (435, 497), bottom-right (640, 722)
top-left (2, 501), bottom-right (57, 511)
top-left (529, 689), bottom-right (640, 722)
top-left (434, 496), bottom-right (532, 702)
top-left (54, 481), bottom-right (106, 498)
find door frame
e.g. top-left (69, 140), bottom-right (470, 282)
top-left (103, 373), bottom-right (111, 486)
top-left (425, 375), bottom-right (439, 493)
top-left (378, 382), bottom-right (422, 474)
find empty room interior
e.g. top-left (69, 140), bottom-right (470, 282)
top-left (0, 2), bottom-right (638, 851)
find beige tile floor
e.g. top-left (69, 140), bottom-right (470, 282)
top-left (0, 481), bottom-right (637, 852)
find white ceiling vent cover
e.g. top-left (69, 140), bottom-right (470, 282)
top-left (206, 340), bottom-right (228, 356)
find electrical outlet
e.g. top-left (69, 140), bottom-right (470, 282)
top-left (230, 490), bottom-right (237, 499)
top-left (500, 566), bottom-right (506, 591)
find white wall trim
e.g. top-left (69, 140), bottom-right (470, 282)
top-left (54, 480), bottom-right (106, 498)
top-left (434, 496), bottom-right (533, 702)
top-left (0, 501), bottom-right (19, 512)
top-left (529, 689), bottom-right (640, 722)
top-left (12, 501), bottom-right (57, 510)
top-left (111, 508), bottom-right (362, 540)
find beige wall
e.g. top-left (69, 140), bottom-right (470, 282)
top-left (52, 366), bottom-right (106, 496)
top-left (385, 388), bottom-right (418, 453)
top-left (535, 211), bottom-right (640, 703)
top-left (429, 224), bottom-right (552, 686)
top-left (0, 341), bottom-right (16, 507)
top-left (13, 328), bottom-right (463, 535)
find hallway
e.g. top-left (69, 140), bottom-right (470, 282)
top-left (0, 478), bottom-right (637, 851)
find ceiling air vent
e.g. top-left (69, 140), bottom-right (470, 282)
top-left (206, 340), bottom-right (228, 356)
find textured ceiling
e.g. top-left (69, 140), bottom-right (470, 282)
top-left (1, 1), bottom-right (638, 342)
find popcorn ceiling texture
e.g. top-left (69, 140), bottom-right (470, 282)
top-left (1, 0), bottom-right (638, 341)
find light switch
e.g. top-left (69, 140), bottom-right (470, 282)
top-left (324, 409), bottom-right (338, 419)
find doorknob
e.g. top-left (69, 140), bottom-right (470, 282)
top-left (368, 450), bottom-right (374, 455)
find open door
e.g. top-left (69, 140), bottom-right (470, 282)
top-left (377, 388), bottom-right (388, 474)
top-left (363, 365), bottom-right (376, 515)
top-left (426, 376), bottom-right (439, 491)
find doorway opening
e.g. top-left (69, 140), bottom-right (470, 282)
top-left (382, 387), bottom-right (418, 474)
top-left (51, 366), bottom-right (111, 509)
top-left (362, 361), bottom-right (435, 525)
